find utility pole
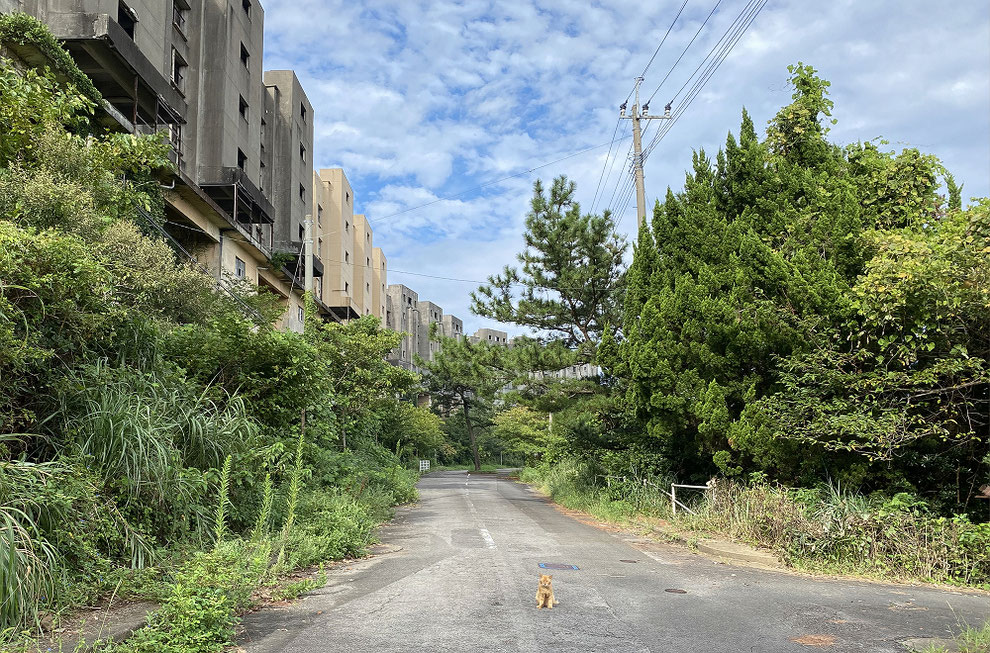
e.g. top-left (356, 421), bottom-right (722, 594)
top-left (620, 77), bottom-right (671, 228)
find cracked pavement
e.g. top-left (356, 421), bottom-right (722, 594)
top-left (238, 471), bottom-right (989, 652)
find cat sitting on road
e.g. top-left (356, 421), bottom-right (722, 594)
top-left (536, 573), bottom-right (558, 609)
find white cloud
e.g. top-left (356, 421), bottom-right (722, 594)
top-left (261, 0), bottom-right (990, 335)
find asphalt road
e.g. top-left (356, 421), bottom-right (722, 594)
top-left (240, 471), bottom-right (989, 653)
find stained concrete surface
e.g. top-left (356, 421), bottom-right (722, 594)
top-left (239, 471), bottom-right (989, 653)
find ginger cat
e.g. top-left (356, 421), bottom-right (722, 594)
top-left (536, 573), bottom-right (557, 609)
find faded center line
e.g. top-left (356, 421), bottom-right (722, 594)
top-left (465, 476), bottom-right (498, 550)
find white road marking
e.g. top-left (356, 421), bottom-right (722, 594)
top-left (465, 475), bottom-right (497, 549)
top-left (479, 527), bottom-right (497, 549)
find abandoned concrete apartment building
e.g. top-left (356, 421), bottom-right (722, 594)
top-left (2, 0), bottom-right (388, 330)
top-left (3, 0), bottom-right (519, 369)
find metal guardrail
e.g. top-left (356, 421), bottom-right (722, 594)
top-left (596, 475), bottom-right (713, 516)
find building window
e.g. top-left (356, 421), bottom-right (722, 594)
top-left (316, 277), bottom-right (323, 299)
top-left (366, 257), bottom-right (370, 266)
top-left (299, 184), bottom-right (306, 202)
top-left (299, 143), bottom-right (306, 162)
top-left (171, 49), bottom-right (187, 92)
top-left (344, 252), bottom-right (349, 263)
top-left (297, 306), bottom-right (304, 323)
top-left (237, 149), bottom-right (247, 171)
top-left (298, 224), bottom-right (304, 241)
top-left (366, 283), bottom-right (371, 293)
top-left (242, 0), bottom-right (252, 17)
top-left (318, 237), bottom-right (323, 252)
top-left (300, 102), bottom-right (307, 122)
top-left (240, 43), bottom-right (250, 68)
top-left (345, 221), bottom-right (349, 233)
top-left (234, 257), bottom-right (246, 279)
top-left (260, 118), bottom-right (267, 140)
top-left (345, 191), bottom-right (350, 203)
top-left (345, 282), bottom-right (349, 293)
top-left (172, 0), bottom-right (189, 34)
top-left (317, 205), bottom-right (323, 225)
top-left (238, 95), bottom-right (248, 120)
top-left (118, 1), bottom-right (137, 39)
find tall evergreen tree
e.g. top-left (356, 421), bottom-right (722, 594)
top-left (471, 176), bottom-right (627, 351)
top-left (609, 63), bottom-right (948, 482)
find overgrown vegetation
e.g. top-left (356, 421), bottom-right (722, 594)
top-left (912, 621), bottom-right (990, 653)
top-left (0, 16), bottom-right (425, 649)
top-left (464, 63), bottom-right (989, 588)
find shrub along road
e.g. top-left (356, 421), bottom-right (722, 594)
top-left (239, 471), bottom-right (989, 652)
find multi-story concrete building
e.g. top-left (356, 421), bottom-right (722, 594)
top-left (386, 284), bottom-right (420, 370)
top-left (470, 328), bottom-right (510, 346)
top-left (416, 301), bottom-right (443, 363)
top-left (2, 0), bottom-right (314, 332)
top-left (312, 169), bottom-right (387, 323)
top-left (441, 314), bottom-right (463, 340)
top-left (371, 247), bottom-right (387, 325)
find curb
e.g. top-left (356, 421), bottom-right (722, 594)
top-left (42, 601), bottom-right (157, 652)
top-left (661, 530), bottom-right (782, 568)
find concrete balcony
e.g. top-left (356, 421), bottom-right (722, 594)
top-left (198, 167), bottom-right (275, 225)
top-left (44, 12), bottom-right (186, 132)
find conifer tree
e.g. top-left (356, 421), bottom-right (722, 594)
top-left (471, 176), bottom-right (627, 351)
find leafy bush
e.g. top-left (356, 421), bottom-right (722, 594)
top-left (118, 540), bottom-right (268, 653)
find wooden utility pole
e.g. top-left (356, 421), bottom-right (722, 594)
top-left (620, 77), bottom-right (671, 228)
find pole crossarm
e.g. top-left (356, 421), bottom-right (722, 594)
top-left (620, 77), bottom-right (671, 228)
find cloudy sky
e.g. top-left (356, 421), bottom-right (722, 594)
top-left (261, 0), bottom-right (990, 337)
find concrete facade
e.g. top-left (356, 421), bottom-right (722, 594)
top-left (312, 169), bottom-right (386, 322)
top-left (470, 328), bottom-right (509, 346)
top-left (4, 0), bottom-right (309, 332)
top-left (441, 314), bottom-right (463, 340)
top-left (386, 284), bottom-right (420, 371)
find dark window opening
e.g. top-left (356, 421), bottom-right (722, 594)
top-left (172, 0), bottom-right (189, 34)
top-left (299, 184), bottom-right (306, 202)
top-left (237, 149), bottom-right (247, 171)
top-left (240, 43), bottom-right (250, 67)
top-left (242, 0), bottom-right (252, 17)
top-left (118, 2), bottom-right (137, 39)
top-left (317, 205), bottom-right (323, 225)
top-left (300, 143), bottom-right (306, 162)
top-left (298, 224), bottom-right (304, 241)
top-left (171, 49), bottom-right (187, 91)
top-left (300, 102), bottom-right (307, 121)
top-left (238, 95), bottom-right (249, 120)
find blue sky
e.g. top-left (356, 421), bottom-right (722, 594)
top-left (261, 0), bottom-right (990, 337)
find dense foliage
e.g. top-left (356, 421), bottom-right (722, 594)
top-left (473, 64), bottom-right (988, 588)
top-left (601, 63), bottom-right (988, 514)
top-left (0, 19), bottom-right (426, 644)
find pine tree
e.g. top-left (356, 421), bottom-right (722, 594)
top-left (471, 176), bottom-right (627, 351)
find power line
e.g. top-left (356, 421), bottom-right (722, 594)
top-left (639, 0), bottom-right (692, 80)
top-left (642, 0), bottom-right (768, 161)
top-left (369, 133), bottom-right (632, 225)
top-left (646, 0), bottom-right (724, 106)
top-left (590, 118), bottom-right (623, 214)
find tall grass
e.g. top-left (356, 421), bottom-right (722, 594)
top-left (523, 462), bottom-right (990, 587)
top-left (0, 505), bottom-right (56, 632)
top-left (54, 362), bottom-right (257, 510)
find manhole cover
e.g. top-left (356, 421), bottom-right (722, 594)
top-left (619, 559), bottom-right (638, 563)
top-left (664, 588), bottom-right (687, 594)
top-left (538, 563), bottom-right (580, 570)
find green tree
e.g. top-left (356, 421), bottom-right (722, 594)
top-left (610, 63), bottom-right (948, 483)
top-left (471, 176), bottom-right (627, 351)
top-left (417, 334), bottom-right (509, 471)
